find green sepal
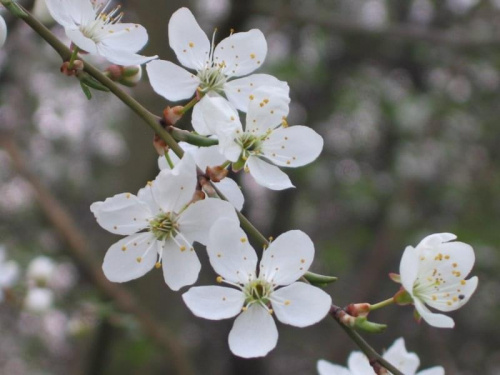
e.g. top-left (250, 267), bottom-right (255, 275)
top-left (393, 289), bottom-right (413, 305)
top-left (303, 271), bottom-right (338, 287)
top-left (78, 72), bottom-right (110, 92)
top-left (354, 316), bottom-right (387, 333)
top-left (232, 157), bottom-right (246, 172)
top-left (389, 273), bottom-right (401, 283)
top-left (80, 81), bottom-right (92, 100)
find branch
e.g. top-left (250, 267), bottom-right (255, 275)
top-left (254, 2), bottom-right (500, 51)
top-left (0, 137), bottom-right (194, 375)
top-left (1, 3), bottom-right (402, 373)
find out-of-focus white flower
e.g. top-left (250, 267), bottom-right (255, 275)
top-left (158, 142), bottom-right (244, 210)
top-left (317, 338), bottom-right (444, 375)
top-left (0, 15), bottom-right (7, 49)
top-left (146, 7), bottom-right (288, 112)
top-left (27, 256), bottom-right (56, 286)
top-left (90, 153), bottom-right (239, 291)
top-left (32, 0), bottom-right (54, 24)
top-left (24, 287), bottom-right (54, 313)
top-left (0, 246), bottom-right (19, 302)
top-left (44, 0), bottom-right (157, 65)
top-left (196, 87), bottom-right (324, 190)
top-left (183, 219), bottom-right (332, 358)
top-left (400, 233), bottom-right (478, 328)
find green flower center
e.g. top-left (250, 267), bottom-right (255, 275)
top-left (149, 212), bottom-right (178, 241)
top-left (243, 279), bottom-right (273, 305)
top-left (198, 66), bottom-right (227, 94)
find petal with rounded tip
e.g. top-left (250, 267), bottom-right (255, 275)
top-left (399, 246), bottom-right (419, 297)
top-left (271, 282), bottom-right (331, 327)
top-left (90, 193), bottom-right (152, 235)
top-left (317, 360), bottom-right (352, 375)
top-left (261, 125), bottom-right (323, 168)
top-left (260, 230), bottom-right (314, 285)
top-left (228, 304), bottom-right (278, 358)
top-left (245, 86), bottom-right (290, 135)
top-left (214, 29), bottom-right (267, 77)
top-left (382, 338), bottom-right (420, 375)
top-left (418, 233), bottom-right (457, 248)
top-left (347, 352), bottom-right (374, 375)
top-left (65, 28), bottom-right (98, 54)
top-left (98, 44), bottom-right (157, 66)
top-left (100, 23), bottom-right (149, 52)
top-left (66, 0), bottom-right (95, 24)
top-left (246, 156), bottom-right (294, 190)
top-left (207, 218), bottom-right (257, 284)
top-left (146, 60), bottom-right (199, 101)
top-left (224, 74), bottom-right (289, 112)
top-left (178, 198), bottom-right (238, 246)
top-left (44, 0), bottom-right (75, 27)
top-left (214, 178), bottom-right (244, 211)
top-left (161, 239), bottom-right (201, 291)
top-left (0, 16), bottom-right (7, 48)
top-left (102, 233), bottom-right (158, 282)
top-left (425, 276), bottom-right (478, 312)
top-left (182, 286), bottom-right (245, 320)
top-left (413, 298), bottom-right (455, 328)
top-left (168, 7), bottom-right (210, 70)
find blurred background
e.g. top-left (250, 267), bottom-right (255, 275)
top-left (0, 0), bottom-right (498, 374)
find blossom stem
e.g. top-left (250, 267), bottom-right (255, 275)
top-left (164, 153), bottom-right (175, 169)
top-left (179, 96), bottom-right (200, 115)
top-left (168, 126), bottom-right (218, 147)
top-left (369, 297), bottom-right (395, 311)
top-left (68, 46), bottom-right (79, 69)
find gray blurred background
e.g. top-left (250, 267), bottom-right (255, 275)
top-left (0, 0), bottom-right (498, 374)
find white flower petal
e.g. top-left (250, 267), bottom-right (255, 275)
top-left (228, 304), bottom-right (278, 358)
top-left (214, 30), bottom-right (267, 77)
top-left (245, 86), bottom-right (290, 135)
top-left (161, 239), bottom-right (201, 291)
top-left (178, 198), bottom-right (238, 246)
top-left (260, 230), bottom-right (314, 286)
top-left (214, 178), bottom-right (244, 211)
top-left (417, 367), bottom-right (445, 375)
top-left (261, 125), bottom-right (323, 167)
top-left (90, 193), bottom-right (152, 235)
top-left (425, 276), bottom-right (478, 313)
top-left (246, 156), bottom-right (294, 190)
top-left (102, 233), bottom-right (158, 282)
top-left (206, 218), bottom-right (258, 284)
top-left (137, 183), bottom-right (161, 215)
top-left (65, 28), bottom-right (98, 54)
top-left (271, 282), bottom-right (331, 327)
top-left (198, 95), bottom-right (242, 135)
top-left (413, 298), bottom-right (455, 328)
top-left (44, 0), bottom-right (75, 27)
top-left (347, 352), bottom-right (374, 375)
top-left (97, 44), bottom-right (157, 66)
top-left (146, 60), bottom-right (200, 101)
top-left (224, 74), bottom-right (289, 112)
top-left (168, 7), bottom-right (210, 70)
top-left (65, 0), bottom-right (95, 24)
top-left (151, 153), bottom-right (197, 213)
top-left (382, 338), bottom-right (420, 375)
top-left (182, 286), bottom-right (245, 320)
top-left (192, 96), bottom-right (213, 135)
top-left (0, 261), bottom-right (19, 288)
top-left (0, 15), bottom-right (7, 48)
top-left (418, 233), bottom-right (457, 248)
top-left (100, 23), bottom-right (149, 52)
top-left (193, 145), bottom-right (226, 170)
top-left (317, 360), bottom-right (352, 375)
top-left (399, 246), bottom-right (419, 297)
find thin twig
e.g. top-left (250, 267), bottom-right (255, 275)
top-left (1, 137), bottom-right (194, 375)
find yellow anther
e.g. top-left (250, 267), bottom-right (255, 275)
top-left (250, 53), bottom-right (256, 59)
top-left (269, 236), bottom-right (274, 241)
top-left (121, 245), bottom-right (127, 251)
top-left (155, 262), bottom-right (162, 269)
top-left (284, 300), bottom-right (291, 306)
top-left (180, 246), bottom-right (186, 251)
top-left (249, 95), bottom-right (254, 100)
top-left (189, 42), bottom-right (194, 48)
top-left (126, 193), bottom-right (131, 198)
top-left (461, 280), bottom-right (466, 285)
top-left (268, 309), bottom-right (273, 315)
top-left (241, 306), bottom-right (248, 311)
top-left (240, 237), bottom-right (247, 243)
top-left (147, 181), bottom-right (153, 186)
top-left (136, 257), bottom-right (142, 263)
top-left (216, 276), bottom-right (223, 283)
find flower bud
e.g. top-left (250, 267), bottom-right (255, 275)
top-left (120, 65), bottom-right (142, 86)
top-left (206, 166), bottom-right (228, 183)
top-left (0, 15), bottom-right (7, 49)
top-left (163, 106), bottom-right (183, 125)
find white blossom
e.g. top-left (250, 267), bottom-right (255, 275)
top-left (44, 0), bottom-right (157, 65)
top-left (399, 233), bottom-right (478, 328)
top-left (158, 142), bottom-right (244, 210)
top-left (0, 246), bottom-right (19, 302)
top-left (182, 218), bottom-right (332, 358)
top-left (0, 15), bottom-right (7, 49)
top-left (196, 86), bottom-right (324, 190)
top-left (27, 256), bottom-right (56, 286)
top-left (317, 337), bottom-right (444, 375)
top-left (146, 7), bottom-right (288, 112)
top-left (90, 153), bottom-right (238, 291)
top-left (24, 287), bottom-right (54, 313)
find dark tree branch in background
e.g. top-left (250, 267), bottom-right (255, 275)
top-left (0, 137), bottom-right (194, 375)
top-left (254, 2), bottom-right (500, 51)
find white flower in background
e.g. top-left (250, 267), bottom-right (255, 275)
top-left (399, 233), bottom-right (478, 328)
top-left (33, 0), bottom-right (54, 24)
top-left (90, 154), bottom-right (238, 291)
top-left (146, 7), bottom-right (288, 112)
top-left (317, 337), bottom-right (444, 375)
top-left (158, 142), bottom-right (244, 211)
top-left (27, 256), bottom-right (56, 286)
top-left (0, 246), bottom-right (19, 302)
top-left (24, 287), bottom-right (54, 313)
top-left (196, 86), bottom-right (324, 190)
top-left (0, 15), bottom-right (7, 49)
top-left (44, 0), bottom-right (157, 65)
top-left (183, 218), bottom-right (332, 358)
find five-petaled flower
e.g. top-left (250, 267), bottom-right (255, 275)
top-left (317, 337), bottom-right (444, 375)
top-left (90, 154), bottom-right (238, 291)
top-left (182, 218), bottom-right (332, 358)
top-left (45, 0), bottom-right (157, 65)
top-left (195, 86), bottom-right (324, 190)
top-left (146, 7), bottom-right (288, 113)
top-left (399, 233), bottom-right (478, 328)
